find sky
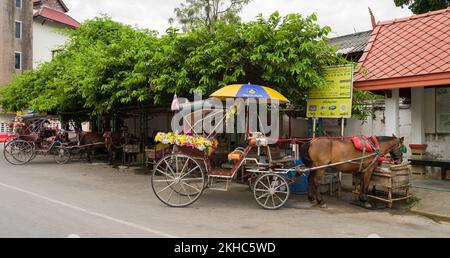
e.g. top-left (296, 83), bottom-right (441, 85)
top-left (64, 0), bottom-right (413, 36)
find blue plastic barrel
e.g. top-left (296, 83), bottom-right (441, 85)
top-left (286, 159), bottom-right (309, 195)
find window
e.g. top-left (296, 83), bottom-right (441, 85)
top-left (15, 21), bottom-right (22, 39)
top-left (436, 87), bottom-right (450, 133)
top-left (16, 0), bottom-right (22, 8)
top-left (15, 52), bottom-right (22, 70)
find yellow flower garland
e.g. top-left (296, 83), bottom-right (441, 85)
top-left (155, 132), bottom-right (218, 152)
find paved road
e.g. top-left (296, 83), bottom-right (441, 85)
top-left (1, 146), bottom-right (450, 238)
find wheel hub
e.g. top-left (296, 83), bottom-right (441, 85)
top-left (269, 187), bottom-right (275, 195)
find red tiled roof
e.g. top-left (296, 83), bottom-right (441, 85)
top-left (34, 6), bottom-right (79, 28)
top-left (354, 8), bottom-right (450, 90)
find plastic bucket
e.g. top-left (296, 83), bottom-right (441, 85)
top-left (286, 159), bottom-right (309, 195)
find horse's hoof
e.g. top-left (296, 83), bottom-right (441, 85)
top-left (364, 202), bottom-right (372, 209)
top-left (320, 203), bottom-right (328, 208)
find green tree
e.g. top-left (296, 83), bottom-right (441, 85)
top-left (146, 12), bottom-right (349, 114)
top-left (394, 0), bottom-right (449, 14)
top-left (172, 0), bottom-right (252, 32)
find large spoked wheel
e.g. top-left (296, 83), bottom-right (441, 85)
top-left (253, 173), bottom-right (290, 210)
top-left (53, 146), bottom-right (70, 165)
top-left (151, 154), bottom-right (205, 207)
top-left (3, 140), bottom-right (35, 165)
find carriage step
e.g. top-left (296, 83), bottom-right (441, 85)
top-left (208, 169), bottom-right (234, 178)
top-left (207, 177), bottom-right (231, 191)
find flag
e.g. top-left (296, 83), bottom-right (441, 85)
top-left (171, 93), bottom-right (180, 111)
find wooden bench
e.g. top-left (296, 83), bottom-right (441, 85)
top-left (408, 158), bottom-right (450, 180)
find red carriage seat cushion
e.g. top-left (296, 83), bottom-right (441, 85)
top-left (351, 136), bottom-right (379, 152)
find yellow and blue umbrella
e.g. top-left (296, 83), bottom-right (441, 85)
top-left (210, 84), bottom-right (289, 103)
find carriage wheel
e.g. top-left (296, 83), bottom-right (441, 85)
top-left (54, 147), bottom-right (70, 165)
top-left (151, 154), bottom-right (205, 207)
top-left (253, 173), bottom-right (290, 210)
top-left (3, 140), bottom-right (34, 165)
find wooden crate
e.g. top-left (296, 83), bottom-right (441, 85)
top-left (320, 173), bottom-right (341, 196)
top-left (145, 144), bottom-right (171, 168)
top-left (353, 163), bottom-right (412, 208)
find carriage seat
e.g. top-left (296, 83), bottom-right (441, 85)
top-left (228, 148), bottom-right (245, 161)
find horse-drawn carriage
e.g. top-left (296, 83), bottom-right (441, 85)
top-left (151, 85), bottom-right (408, 209)
top-left (2, 116), bottom-right (123, 165)
top-left (3, 117), bottom-right (71, 165)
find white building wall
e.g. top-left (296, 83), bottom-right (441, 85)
top-left (32, 20), bottom-right (68, 68)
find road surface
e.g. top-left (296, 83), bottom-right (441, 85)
top-left (1, 146), bottom-right (450, 238)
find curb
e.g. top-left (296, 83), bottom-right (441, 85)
top-left (410, 209), bottom-right (450, 223)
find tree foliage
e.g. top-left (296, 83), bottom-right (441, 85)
top-left (0, 12), bottom-right (374, 121)
top-left (394, 0), bottom-right (449, 14)
top-left (1, 16), bottom-right (157, 117)
top-left (172, 0), bottom-right (251, 31)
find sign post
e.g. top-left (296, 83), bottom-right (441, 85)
top-left (307, 65), bottom-right (354, 137)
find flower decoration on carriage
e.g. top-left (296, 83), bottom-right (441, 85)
top-left (155, 132), bottom-right (218, 152)
top-left (11, 121), bottom-right (26, 134)
top-left (155, 132), bottom-right (176, 145)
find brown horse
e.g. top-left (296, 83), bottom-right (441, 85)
top-left (300, 135), bottom-right (405, 208)
top-left (78, 132), bottom-right (110, 163)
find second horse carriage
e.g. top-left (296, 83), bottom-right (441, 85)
top-left (3, 116), bottom-right (121, 165)
top-left (3, 116), bottom-right (71, 165)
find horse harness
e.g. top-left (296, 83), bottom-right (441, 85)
top-left (355, 135), bottom-right (383, 173)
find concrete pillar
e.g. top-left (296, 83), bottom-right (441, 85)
top-left (411, 87), bottom-right (425, 144)
top-left (385, 89), bottom-right (400, 136)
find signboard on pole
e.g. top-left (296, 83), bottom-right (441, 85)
top-left (307, 65), bottom-right (354, 118)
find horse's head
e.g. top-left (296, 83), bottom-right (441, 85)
top-left (389, 135), bottom-right (406, 164)
top-left (57, 130), bottom-right (69, 143)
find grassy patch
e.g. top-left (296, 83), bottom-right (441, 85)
top-left (397, 194), bottom-right (421, 210)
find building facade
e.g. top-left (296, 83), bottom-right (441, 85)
top-left (0, 0), bottom-right (33, 85)
top-left (32, 0), bottom-right (79, 67)
top-left (0, 0), bottom-right (79, 84)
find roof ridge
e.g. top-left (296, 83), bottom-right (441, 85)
top-left (379, 7), bottom-right (450, 26)
top-left (329, 30), bottom-right (372, 40)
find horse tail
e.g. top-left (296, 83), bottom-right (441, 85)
top-left (300, 141), bottom-right (313, 168)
